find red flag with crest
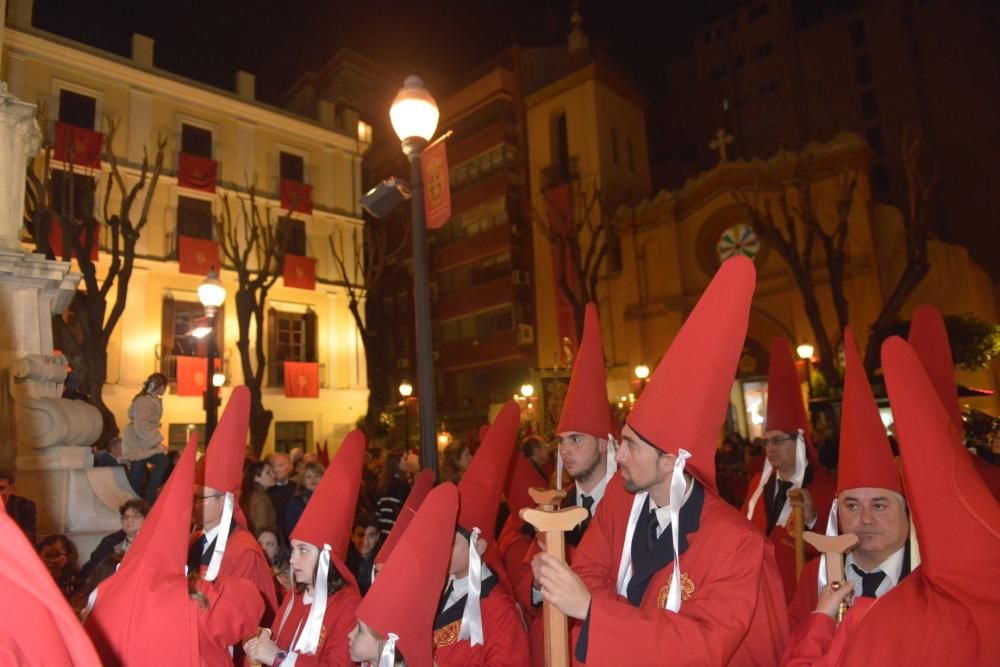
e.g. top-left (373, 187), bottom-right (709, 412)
top-left (175, 355), bottom-right (221, 396)
top-left (178, 153), bottom-right (217, 193)
top-left (420, 138), bottom-right (451, 229)
top-left (178, 235), bottom-right (220, 276)
top-left (283, 361), bottom-right (319, 398)
top-left (54, 122), bottom-right (103, 168)
top-left (283, 254), bottom-right (316, 290)
top-left (280, 180), bottom-right (313, 214)
top-left (48, 215), bottom-right (99, 261)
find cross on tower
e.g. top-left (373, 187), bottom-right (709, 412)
top-left (710, 128), bottom-right (735, 163)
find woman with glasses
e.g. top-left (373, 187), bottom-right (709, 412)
top-left (37, 534), bottom-right (81, 601)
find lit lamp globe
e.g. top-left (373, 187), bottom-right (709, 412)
top-left (399, 381), bottom-right (413, 398)
top-left (796, 343), bottom-right (815, 361)
top-left (198, 268), bottom-right (226, 316)
top-left (634, 364), bottom-right (650, 380)
top-left (390, 76), bottom-right (439, 152)
top-left (520, 383), bottom-right (535, 398)
top-left (212, 372), bottom-right (226, 388)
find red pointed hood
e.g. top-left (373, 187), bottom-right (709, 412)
top-left (626, 256), bottom-right (756, 492)
top-left (837, 328), bottom-right (902, 495)
top-left (505, 447), bottom-right (548, 518)
top-left (357, 484), bottom-right (459, 667)
top-left (1, 496), bottom-right (101, 665)
top-left (458, 401), bottom-right (521, 535)
top-left (85, 433), bottom-right (201, 665)
top-left (376, 469), bottom-right (435, 566)
top-left (907, 304), bottom-right (962, 430)
top-left (765, 337), bottom-right (817, 461)
top-left (290, 430), bottom-right (365, 576)
top-left (881, 336), bottom-right (1000, 590)
top-left (557, 303), bottom-right (616, 438)
top-left (197, 386), bottom-right (250, 494)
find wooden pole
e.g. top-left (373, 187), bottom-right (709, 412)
top-left (788, 488), bottom-right (806, 580)
top-left (803, 531), bottom-right (859, 626)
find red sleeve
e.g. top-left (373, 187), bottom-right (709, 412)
top-left (780, 613), bottom-right (837, 666)
top-left (227, 544), bottom-right (278, 623)
top-left (577, 531), bottom-right (771, 665)
top-left (788, 559), bottom-right (820, 630)
top-left (512, 537), bottom-right (542, 615)
top-left (196, 577), bottom-right (264, 658)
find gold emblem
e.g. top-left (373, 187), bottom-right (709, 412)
top-left (427, 157), bottom-right (444, 205)
top-left (432, 620), bottom-right (461, 648)
top-left (657, 573), bottom-right (695, 608)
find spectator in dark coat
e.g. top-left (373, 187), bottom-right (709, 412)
top-left (346, 514), bottom-right (381, 595)
top-left (374, 451), bottom-right (413, 538)
top-left (93, 437), bottom-right (124, 468)
top-left (0, 469), bottom-right (36, 544)
top-left (80, 498), bottom-right (149, 579)
top-left (265, 451), bottom-right (299, 525)
top-left (280, 461), bottom-right (324, 537)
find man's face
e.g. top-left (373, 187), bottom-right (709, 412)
top-left (615, 425), bottom-right (671, 494)
top-left (763, 430), bottom-right (797, 473)
top-left (353, 526), bottom-right (380, 558)
top-left (121, 508), bottom-right (145, 540)
top-left (109, 440), bottom-right (122, 458)
top-left (531, 443), bottom-right (550, 466)
top-left (838, 487), bottom-right (909, 560)
top-left (0, 479), bottom-right (12, 504)
top-left (270, 455), bottom-right (292, 482)
top-left (558, 432), bottom-right (604, 482)
top-left (193, 485), bottom-right (225, 529)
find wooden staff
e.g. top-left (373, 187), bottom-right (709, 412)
top-left (521, 487), bottom-right (589, 667)
top-left (787, 488), bottom-right (806, 580)
top-left (803, 531), bottom-right (859, 625)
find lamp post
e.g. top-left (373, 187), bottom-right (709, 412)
top-left (399, 380), bottom-right (413, 447)
top-left (634, 364), bottom-right (650, 395)
top-left (796, 342), bottom-right (815, 400)
top-left (197, 268), bottom-right (226, 441)
top-left (391, 75), bottom-right (440, 476)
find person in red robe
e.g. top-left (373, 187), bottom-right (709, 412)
top-left (244, 431), bottom-right (366, 666)
top-left (534, 256), bottom-right (789, 665)
top-left (85, 433), bottom-right (262, 666)
top-left (497, 448), bottom-right (546, 603)
top-left (908, 303), bottom-right (1000, 500)
top-left (350, 484), bottom-right (460, 667)
top-left (513, 303), bottom-right (617, 667)
top-left (432, 401), bottom-right (530, 666)
top-left (741, 337), bottom-right (836, 603)
top-left (781, 336), bottom-right (1000, 664)
top-left (787, 329), bottom-right (916, 629)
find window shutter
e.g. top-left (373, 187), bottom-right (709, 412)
top-left (304, 308), bottom-right (318, 362)
top-left (161, 294), bottom-right (176, 378)
top-left (267, 306), bottom-right (279, 386)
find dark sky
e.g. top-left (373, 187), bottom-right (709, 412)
top-left (30, 0), bottom-right (736, 104)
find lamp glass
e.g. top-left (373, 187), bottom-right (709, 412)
top-left (399, 381), bottom-right (413, 398)
top-left (198, 271), bottom-right (226, 309)
top-left (212, 372), bottom-right (226, 388)
top-left (520, 383), bottom-right (534, 397)
top-left (796, 343), bottom-right (815, 360)
top-left (634, 364), bottom-right (650, 379)
top-left (390, 76), bottom-right (439, 142)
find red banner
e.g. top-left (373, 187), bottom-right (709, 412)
top-left (176, 356), bottom-right (221, 396)
top-left (280, 179), bottom-right (313, 214)
top-left (48, 215), bottom-right (99, 261)
top-left (178, 235), bottom-right (220, 276)
top-left (546, 184), bottom-right (578, 350)
top-left (283, 254), bottom-right (316, 290)
top-left (284, 361), bottom-right (319, 398)
top-left (54, 122), bottom-right (103, 168)
top-left (420, 138), bottom-right (451, 229)
top-left (178, 153), bottom-right (218, 193)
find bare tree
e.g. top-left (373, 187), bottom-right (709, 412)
top-left (328, 217), bottom-right (408, 435)
top-left (214, 184), bottom-right (288, 456)
top-left (25, 116), bottom-right (166, 441)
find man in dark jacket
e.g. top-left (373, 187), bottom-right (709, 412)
top-left (0, 469), bottom-right (36, 544)
top-left (80, 498), bottom-right (149, 578)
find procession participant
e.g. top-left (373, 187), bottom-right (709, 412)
top-left (908, 303), bottom-right (1000, 500)
top-left (432, 401), bottom-right (530, 666)
top-left (374, 468), bottom-right (435, 576)
top-left (535, 256), bottom-right (789, 666)
top-left (243, 431), bottom-right (367, 666)
top-left (742, 337), bottom-right (836, 602)
top-left (349, 484), bottom-right (459, 667)
top-left (781, 337), bottom-right (1000, 664)
top-left (85, 434), bottom-right (263, 666)
top-left (787, 329), bottom-right (916, 629)
top-left (188, 387), bottom-right (277, 643)
top-left (497, 448), bottom-right (546, 601)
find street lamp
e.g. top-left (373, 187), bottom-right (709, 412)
top-left (391, 75), bottom-right (440, 476)
top-left (520, 383), bottom-right (534, 397)
top-left (399, 381), bottom-right (413, 447)
top-left (796, 342), bottom-right (815, 400)
top-left (197, 268), bottom-right (226, 440)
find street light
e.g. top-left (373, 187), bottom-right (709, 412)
top-left (198, 268), bottom-right (226, 440)
top-left (391, 75), bottom-right (440, 476)
top-left (634, 364), bottom-right (650, 380)
top-left (796, 342), bottom-right (815, 400)
top-left (399, 381), bottom-right (413, 447)
top-left (520, 383), bottom-right (534, 397)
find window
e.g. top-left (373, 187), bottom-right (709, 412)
top-left (437, 197), bottom-right (510, 244)
top-left (849, 19), bottom-right (867, 49)
top-left (50, 171), bottom-right (96, 219)
top-left (181, 124), bottom-right (212, 158)
top-left (611, 128), bottom-right (620, 166)
top-left (275, 422), bottom-right (310, 453)
top-left (176, 196), bottom-right (214, 244)
top-left (553, 112), bottom-right (570, 178)
top-left (860, 90), bottom-right (879, 119)
top-left (278, 216), bottom-right (306, 256)
top-left (866, 127), bottom-right (884, 156)
top-left (267, 307), bottom-right (317, 386)
top-left (748, 3), bottom-right (769, 21)
top-left (160, 295), bottom-right (223, 380)
top-left (438, 305), bottom-right (515, 344)
top-left (871, 163), bottom-right (890, 196)
top-left (755, 42), bottom-right (774, 59)
top-left (855, 55), bottom-right (872, 85)
top-left (280, 151), bottom-right (305, 183)
top-left (168, 424), bottom-right (205, 452)
top-left (448, 144), bottom-right (516, 190)
top-left (58, 89), bottom-right (96, 129)
top-left (438, 249), bottom-right (515, 295)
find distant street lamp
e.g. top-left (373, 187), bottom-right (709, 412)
top-left (196, 268), bottom-right (226, 440)
top-left (391, 75), bottom-right (440, 476)
top-left (796, 342), bottom-right (815, 400)
top-left (399, 381), bottom-right (413, 446)
top-left (520, 383), bottom-right (535, 398)
top-left (635, 363), bottom-right (650, 395)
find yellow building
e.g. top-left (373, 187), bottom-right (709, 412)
top-left (2, 18), bottom-right (370, 454)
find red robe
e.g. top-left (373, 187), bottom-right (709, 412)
top-left (780, 597), bottom-right (875, 666)
top-left (195, 576), bottom-right (264, 666)
top-left (742, 466), bottom-right (836, 604)
top-left (432, 577), bottom-right (530, 667)
top-left (787, 557), bottom-right (822, 630)
top-left (271, 586), bottom-right (361, 666)
top-left (572, 475), bottom-right (788, 666)
top-left (497, 516), bottom-right (533, 608)
top-left (192, 526), bottom-right (278, 624)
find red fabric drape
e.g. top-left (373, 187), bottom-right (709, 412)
top-left (279, 180), bottom-right (313, 214)
top-left (282, 254), bottom-right (316, 290)
top-left (420, 138), bottom-right (452, 229)
top-left (283, 361), bottom-right (319, 398)
top-left (178, 153), bottom-right (218, 193)
top-left (54, 122), bottom-right (103, 168)
top-left (178, 236), bottom-right (220, 276)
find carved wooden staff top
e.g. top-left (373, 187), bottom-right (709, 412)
top-left (521, 488), bottom-right (589, 667)
top-left (803, 531), bottom-right (860, 625)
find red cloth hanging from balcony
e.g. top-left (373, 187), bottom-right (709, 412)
top-left (48, 215), bottom-right (99, 261)
top-left (282, 254), bottom-right (316, 290)
top-left (178, 235), bottom-right (220, 276)
top-left (175, 356), bottom-right (221, 396)
top-left (420, 138), bottom-right (451, 229)
top-left (178, 153), bottom-right (218, 193)
top-left (279, 179), bottom-right (313, 214)
top-left (53, 122), bottom-right (104, 168)
top-left (283, 361), bottom-right (319, 398)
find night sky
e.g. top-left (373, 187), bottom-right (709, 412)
top-left (30, 0), bottom-right (736, 104)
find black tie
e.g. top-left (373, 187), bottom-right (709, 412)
top-left (581, 494), bottom-right (594, 515)
top-left (851, 564), bottom-right (887, 598)
top-left (767, 480), bottom-right (793, 533)
top-left (646, 507), bottom-right (659, 550)
top-left (187, 534), bottom-right (208, 571)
